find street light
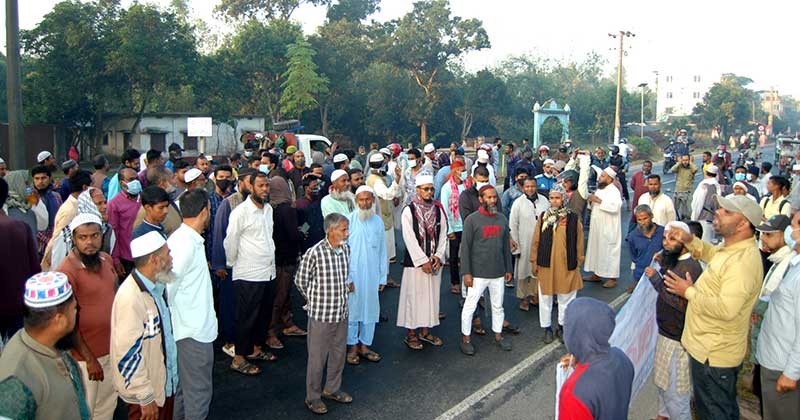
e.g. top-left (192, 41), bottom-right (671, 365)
top-left (638, 82), bottom-right (648, 138)
top-left (609, 31), bottom-right (635, 144)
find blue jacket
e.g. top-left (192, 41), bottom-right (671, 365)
top-left (534, 174), bottom-right (556, 195)
top-left (626, 224), bottom-right (665, 282)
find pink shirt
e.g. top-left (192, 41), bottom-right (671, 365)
top-left (107, 192), bottom-right (141, 263)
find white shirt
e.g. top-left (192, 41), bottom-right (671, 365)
top-left (224, 197), bottom-right (276, 282)
top-left (167, 224), bottom-right (218, 343)
top-left (637, 192), bottom-right (676, 227)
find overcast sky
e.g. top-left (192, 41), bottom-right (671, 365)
top-left (4, 0), bottom-right (799, 97)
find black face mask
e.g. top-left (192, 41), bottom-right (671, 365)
top-left (216, 179), bottom-right (233, 193)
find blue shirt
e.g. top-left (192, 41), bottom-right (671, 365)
top-left (107, 173), bottom-right (121, 201)
top-left (132, 220), bottom-right (165, 240)
top-left (626, 224), bottom-right (665, 282)
top-left (757, 255), bottom-right (800, 380)
top-left (534, 174), bottom-right (556, 195)
top-left (501, 184), bottom-right (524, 218)
top-left (135, 269), bottom-right (178, 397)
top-left (433, 166), bottom-right (451, 201)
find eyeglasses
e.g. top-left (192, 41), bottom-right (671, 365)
top-left (418, 187), bottom-right (434, 192)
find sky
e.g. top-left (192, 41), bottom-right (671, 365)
top-left (3, 0), bottom-right (800, 97)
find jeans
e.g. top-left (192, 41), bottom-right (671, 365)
top-left (690, 357), bottom-right (741, 420)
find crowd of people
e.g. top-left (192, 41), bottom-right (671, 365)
top-left (0, 134), bottom-right (798, 420)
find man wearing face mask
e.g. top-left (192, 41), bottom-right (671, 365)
top-left (471, 150), bottom-right (497, 186)
top-left (441, 160), bottom-right (469, 295)
top-left (535, 159), bottom-right (558, 199)
top-left (638, 174), bottom-right (676, 227)
top-left (212, 168), bottom-right (255, 357)
top-left (296, 175), bottom-right (326, 253)
top-left (108, 167), bottom-right (142, 278)
top-left (206, 165), bottom-right (234, 258)
top-left (243, 141), bottom-right (257, 161)
top-left (403, 149), bottom-right (427, 205)
top-left (501, 167), bottom-right (530, 219)
top-left (733, 165), bottom-right (760, 200)
top-left (756, 212), bottom-right (800, 420)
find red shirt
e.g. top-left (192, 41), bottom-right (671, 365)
top-left (57, 251), bottom-right (117, 359)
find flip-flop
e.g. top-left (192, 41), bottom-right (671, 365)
top-left (230, 359), bottom-right (261, 376)
top-left (282, 327), bottom-right (308, 337)
top-left (247, 350), bottom-right (278, 362)
top-left (472, 325), bottom-right (487, 336)
top-left (346, 352), bottom-right (360, 365)
top-left (404, 336), bottom-right (423, 350)
top-left (358, 350), bottom-right (382, 362)
top-left (419, 333), bottom-right (443, 346)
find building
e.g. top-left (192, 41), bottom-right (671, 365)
top-left (101, 113), bottom-right (266, 157)
top-left (655, 71), bottom-right (717, 121)
top-left (759, 89), bottom-right (784, 120)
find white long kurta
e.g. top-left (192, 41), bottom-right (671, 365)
top-left (509, 194), bottom-right (550, 281)
top-left (584, 184), bottom-right (623, 278)
top-left (637, 192), bottom-right (677, 227)
top-left (396, 205), bottom-right (448, 329)
top-left (369, 173), bottom-right (403, 260)
top-left (346, 211), bottom-right (388, 323)
top-left (690, 178), bottom-right (720, 221)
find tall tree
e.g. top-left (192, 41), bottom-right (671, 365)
top-left (385, 0), bottom-right (489, 143)
top-left (215, 0), bottom-right (332, 21)
top-left (692, 74), bottom-right (755, 138)
top-left (280, 40), bottom-right (329, 122)
top-left (108, 4), bottom-right (197, 148)
top-left (326, 0), bottom-right (380, 22)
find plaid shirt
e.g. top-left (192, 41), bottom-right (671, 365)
top-left (294, 238), bottom-right (350, 323)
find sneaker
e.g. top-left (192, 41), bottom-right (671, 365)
top-left (460, 340), bottom-right (475, 356)
top-left (543, 329), bottom-right (554, 344)
top-left (496, 337), bottom-right (512, 351)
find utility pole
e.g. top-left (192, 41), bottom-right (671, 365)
top-left (609, 31), bottom-right (635, 144)
top-left (638, 82), bottom-right (648, 138)
top-left (652, 70), bottom-right (659, 121)
top-left (6, 0), bottom-right (25, 168)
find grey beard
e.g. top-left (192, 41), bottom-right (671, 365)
top-left (331, 188), bottom-right (354, 202)
top-left (156, 270), bottom-right (176, 284)
top-left (358, 207), bottom-right (376, 221)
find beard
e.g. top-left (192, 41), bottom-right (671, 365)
top-left (597, 180), bottom-right (609, 189)
top-left (649, 189), bottom-right (660, 196)
top-left (638, 222), bottom-right (654, 234)
top-left (240, 188), bottom-right (250, 200)
top-left (358, 206), bottom-right (376, 221)
top-left (251, 194), bottom-right (267, 205)
top-left (77, 250), bottom-right (102, 273)
top-left (661, 247), bottom-right (684, 271)
top-left (481, 203), bottom-right (497, 214)
top-left (331, 188), bottom-right (354, 202)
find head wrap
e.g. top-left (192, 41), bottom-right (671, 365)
top-left (423, 143), bottom-right (436, 153)
top-left (333, 153), bottom-right (348, 164)
top-left (4, 170), bottom-right (31, 211)
top-left (77, 188), bottom-right (103, 220)
top-left (550, 183), bottom-right (567, 197)
top-left (286, 145), bottom-right (297, 155)
top-left (268, 176), bottom-right (292, 206)
top-left (603, 167), bottom-right (617, 178)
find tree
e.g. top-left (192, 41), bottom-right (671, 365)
top-left (107, 4), bottom-right (198, 148)
top-left (215, 0), bottom-right (331, 21)
top-left (692, 74), bottom-right (755, 139)
top-left (326, 0), bottom-right (380, 22)
top-left (455, 69), bottom-right (509, 139)
top-left (385, 0), bottom-right (489, 143)
top-left (280, 40), bottom-right (329, 121)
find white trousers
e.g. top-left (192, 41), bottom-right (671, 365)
top-left (538, 284), bottom-right (577, 328)
top-left (77, 354), bottom-right (117, 420)
top-left (461, 277), bottom-right (505, 335)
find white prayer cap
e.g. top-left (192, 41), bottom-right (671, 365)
top-left (330, 169), bottom-right (348, 182)
top-left (543, 159), bottom-right (555, 166)
top-left (69, 213), bottom-right (103, 234)
top-left (131, 231), bottom-right (167, 259)
top-left (0, 157), bottom-right (5, 164)
top-left (333, 153), bottom-right (348, 164)
top-left (733, 181), bottom-right (747, 191)
top-left (415, 174), bottom-right (434, 186)
top-left (369, 153), bottom-right (385, 164)
top-left (423, 143), bottom-right (436, 153)
top-left (603, 167), bottom-right (617, 178)
top-left (355, 185), bottom-right (374, 196)
top-left (665, 221), bottom-right (691, 234)
top-left (477, 150), bottom-right (489, 163)
top-left (37, 151), bottom-right (52, 163)
top-left (185, 168), bottom-right (202, 183)
top-left (793, 164), bottom-right (800, 172)
top-left (379, 147), bottom-right (391, 156)
top-left (706, 165), bottom-right (719, 175)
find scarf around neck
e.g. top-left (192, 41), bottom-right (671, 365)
top-left (412, 194), bottom-right (438, 241)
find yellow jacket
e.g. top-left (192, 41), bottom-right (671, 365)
top-left (681, 237), bottom-right (762, 367)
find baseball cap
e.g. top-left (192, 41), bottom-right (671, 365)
top-left (756, 214), bottom-right (791, 233)
top-left (715, 194), bottom-right (763, 227)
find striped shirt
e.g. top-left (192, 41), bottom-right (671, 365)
top-left (294, 239), bottom-right (350, 323)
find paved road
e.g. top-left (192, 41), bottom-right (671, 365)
top-left (111, 144), bottom-right (774, 420)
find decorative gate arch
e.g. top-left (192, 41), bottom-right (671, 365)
top-left (532, 100), bottom-right (571, 148)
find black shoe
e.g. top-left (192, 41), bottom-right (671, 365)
top-left (502, 323), bottom-right (521, 335)
top-left (543, 329), bottom-right (554, 344)
top-left (379, 314), bottom-right (388, 323)
top-left (460, 340), bottom-right (475, 356)
top-left (496, 337), bottom-right (512, 351)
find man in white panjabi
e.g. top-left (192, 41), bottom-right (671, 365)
top-left (583, 166), bottom-right (623, 288)
top-left (365, 152), bottom-right (404, 286)
top-left (509, 178), bottom-right (549, 311)
top-left (690, 164), bottom-right (720, 243)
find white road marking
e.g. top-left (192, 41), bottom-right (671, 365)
top-left (435, 292), bottom-right (631, 420)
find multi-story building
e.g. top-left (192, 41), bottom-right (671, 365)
top-left (655, 71), bottom-right (717, 121)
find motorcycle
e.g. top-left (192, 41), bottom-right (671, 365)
top-left (662, 141), bottom-right (676, 174)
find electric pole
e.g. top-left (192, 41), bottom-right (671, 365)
top-left (6, 0), bottom-right (25, 168)
top-left (609, 31), bottom-right (635, 144)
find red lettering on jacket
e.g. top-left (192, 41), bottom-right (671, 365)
top-left (482, 225), bottom-right (501, 238)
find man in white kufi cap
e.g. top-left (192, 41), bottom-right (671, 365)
top-left (691, 164), bottom-right (721, 242)
top-left (583, 164), bottom-right (623, 288)
top-left (366, 151), bottom-right (403, 286)
top-left (321, 169), bottom-right (355, 218)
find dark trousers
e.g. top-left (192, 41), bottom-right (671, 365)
top-left (269, 264), bottom-right (297, 336)
top-left (690, 357), bottom-right (741, 420)
top-left (128, 396), bottom-right (174, 420)
top-left (234, 280), bottom-right (276, 356)
top-left (448, 232), bottom-right (462, 285)
top-left (760, 365), bottom-right (800, 420)
top-left (306, 318), bottom-right (348, 401)
top-left (218, 271), bottom-right (237, 344)
top-left (174, 338), bottom-right (213, 420)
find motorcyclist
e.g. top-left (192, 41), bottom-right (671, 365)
top-left (608, 144), bottom-right (629, 202)
top-left (532, 145), bottom-right (550, 176)
top-left (716, 144), bottom-right (732, 174)
top-left (674, 129), bottom-right (693, 156)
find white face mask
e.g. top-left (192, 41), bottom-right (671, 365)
top-left (475, 181), bottom-right (489, 190)
top-left (408, 159), bottom-right (417, 168)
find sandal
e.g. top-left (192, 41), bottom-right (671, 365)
top-left (404, 335), bottom-right (423, 350)
top-left (358, 349), bottom-right (382, 362)
top-left (603, 279), bottom-right (618, 288)
top-left (346, 352), bottom-right (360, 365)
top-left (322, 390), bottom-right (353, 404)
top-left (247, 350), bottom-right (278, 362)
top-left (230, 359), bottom-right (261, 376)
top-left (472, 324), bottom-right (487, 336)
top-left (305, 399), bottom-right (328, 414)
top-left (419, 333), bottom-right (443, 346)
top-left (266, 336), bottom-right (284, 349)
top-left (519, 301), bottom-right (530, 312)
top-left (450, 284), bottom-right (461, 294)
top-left (283, 326), bottom-right (307, 336)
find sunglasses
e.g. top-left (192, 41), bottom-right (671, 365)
top-left (418, 187), bottom-right (434, 192)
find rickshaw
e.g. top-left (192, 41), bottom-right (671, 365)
top-left (776, 135), bottom-right (800, 176)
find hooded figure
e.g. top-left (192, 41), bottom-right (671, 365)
top-left (559, 297), bottom-right (634, 420)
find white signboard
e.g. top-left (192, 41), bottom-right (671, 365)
top-left (187, 117), bottom-right (213, 137)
